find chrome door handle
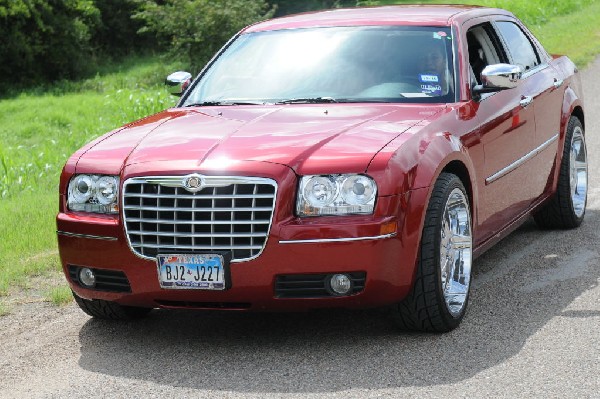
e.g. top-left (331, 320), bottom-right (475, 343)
top-left (554, 78), bottom-right (564, 89)
top-left (520, 95), bottom-right (533, 108)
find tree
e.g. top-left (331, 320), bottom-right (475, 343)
top-left (92, 0), bottom-right (152, 55)
top-left (134, 0), bottom-right (275, 73)
top-left (0, 0), bottom-right (101, 88)
top-left (271, 0), bottom-right (356, 17)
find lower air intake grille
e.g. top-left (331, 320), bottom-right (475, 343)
top-left (122, 175), bottom-right (277, 262)
top-left (155, 300), bottom-right (251, 310)
top-left (275, 272), bottom-right (366, 298)
top-left (68, 266), bottom-right (131, 293)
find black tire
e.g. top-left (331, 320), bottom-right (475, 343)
top-left (534, 116), bottom-right (587, 229)
top-left (73, 292), bottom-right (152, 320)
top-left (391, 172), bottom-right (472, 333)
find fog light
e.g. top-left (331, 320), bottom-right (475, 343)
top-left (329, 274), bottom-right (352, 295)
top-left (79, 267), bottom-right (96, 288)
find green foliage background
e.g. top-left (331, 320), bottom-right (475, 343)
top-left (134, 0), bottom-right (275, 74)
top-left (0, 0), bottom-right (264, 90)
top-left (1, 0), bottom-right (598, 92)
top-left (0, 0), bottom-right (348, 91)
top-left (0, 0), bottom-right (101, 87)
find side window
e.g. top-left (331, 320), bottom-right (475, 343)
top-left (495, 21), bottom-right (540, 72)
top-left (466, 23), bottom-right (505, 85)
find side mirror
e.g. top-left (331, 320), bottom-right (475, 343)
top-left (165, 71), bottom-right (192, 96)
top-left (472, 64), bottom-right (522, 100)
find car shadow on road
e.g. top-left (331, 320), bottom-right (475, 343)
top-left (77, 210), bottom-right (600, 393)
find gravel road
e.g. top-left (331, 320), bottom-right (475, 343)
top-left (1, 59), bottom-right (599, 399)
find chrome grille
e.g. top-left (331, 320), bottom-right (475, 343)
top-left (122, 175), bottom-right (277, 262)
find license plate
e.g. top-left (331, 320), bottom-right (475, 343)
top-left (157, 254), bottom-right (226, 290)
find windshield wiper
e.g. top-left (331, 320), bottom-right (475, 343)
top-left (335, 98), bottom-right (396, 103)
top-left (276, 97), bottom-right (338, 104)
top-left (185, 100), bottom-right (266, 107)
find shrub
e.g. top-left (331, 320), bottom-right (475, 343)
top-left (92, 0), bottom-right (153, 55)
top-left (134, 0), bottom-right (276, 73)
top-left (0, 0), bottom-right (101, 88)
top-left (272, 0), bottom-right (357, 16)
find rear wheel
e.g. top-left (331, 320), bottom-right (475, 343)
top-left (392, 172), bottom-right (472, 332)
top-left (73, 292), bottom-right (152, 320)
top-left (534, 116), bottom-right (587, 229)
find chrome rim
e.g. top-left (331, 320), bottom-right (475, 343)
top-left (570, 126), bottom-right (587, 218)
top-left (439, 188), bottom-right (472, 317)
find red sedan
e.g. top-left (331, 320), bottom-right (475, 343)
top-left (57, 5), bottom-right (587, 332)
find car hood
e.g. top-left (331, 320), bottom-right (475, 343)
top-left (75, 104), bottom-right (446, 175)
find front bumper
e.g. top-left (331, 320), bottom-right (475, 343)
top-left (57, 192), bottom-right (424, 311)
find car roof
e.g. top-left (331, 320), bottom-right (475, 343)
top-left (243, 5), bottom-right (514, 33)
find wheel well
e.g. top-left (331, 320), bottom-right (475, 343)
top-left (442, 160), bottom-right (473, 214)
top-left (572, 106), bottom-right (584, 130)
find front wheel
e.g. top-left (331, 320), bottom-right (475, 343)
top-left (73, 292), bottom-right (152, 320)
top-left (391, 172), bottom-right (473, 332)
top-left (534, 116), bottom-right (587, 229)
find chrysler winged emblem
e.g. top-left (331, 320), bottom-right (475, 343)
top-left (182, 174), bottom-right (205, 193)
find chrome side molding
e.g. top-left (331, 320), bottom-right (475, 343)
top-left (486, 134), bottom-right (559, 184)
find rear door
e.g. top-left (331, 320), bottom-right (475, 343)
top-left (494, 20), bottom-right (563, 197)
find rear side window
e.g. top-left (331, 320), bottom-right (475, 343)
top-left (495, 21), bottom-right (540, 72)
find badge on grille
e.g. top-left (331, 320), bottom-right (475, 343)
top-left (182, 174), bottom-right (205, 192)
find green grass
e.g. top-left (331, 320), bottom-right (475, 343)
top-left (0, 56), bottom-right (178, 199)
top-left (46, 285), bottom-right (73, 306)
top-left (0, 57), bottom-right (177, 301)
top-left (364, 0), bottom-right (593, 25)
top-left (0, 190), bottom-right (62, 295)
top-left (531, 1), bottom-right (600, 66)
top-left (0, 89), bottom-right (172, 197)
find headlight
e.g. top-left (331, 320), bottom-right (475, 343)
top-left (297, 174), bottom-right (377, 217)
top-left (67, 174), bottom-right (119, 214)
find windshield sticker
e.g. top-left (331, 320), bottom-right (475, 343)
top-left (419, 74), bottom-right (442, 95)
top-left (420, 83), bottom-right (442, 96)
top-left (419, 74), bottom-right (439, 83)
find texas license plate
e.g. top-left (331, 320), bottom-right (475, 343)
top-left (157, 254), bottom-right (226, 290)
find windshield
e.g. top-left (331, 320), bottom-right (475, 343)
top-left (183, 26), bottom-right (456, 106)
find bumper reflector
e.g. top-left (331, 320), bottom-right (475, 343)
top-left (380, 220), bottom-right (397, 236)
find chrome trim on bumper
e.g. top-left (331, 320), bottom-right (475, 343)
top-left (486, 134), bottom-right (559, 185)
top-left (57, 231), bottom-right (118, 241)
top-left (279, 233), bottom-right (396, 244)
